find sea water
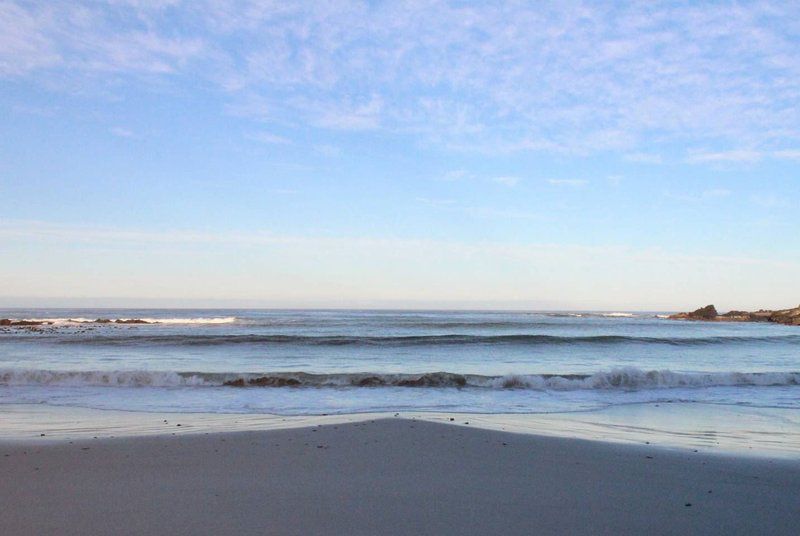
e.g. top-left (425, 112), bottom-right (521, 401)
top-left (1, 309), bottom-right (797, 417)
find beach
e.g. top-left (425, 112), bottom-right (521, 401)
top-left (3, 417), bottom-right (799, 536)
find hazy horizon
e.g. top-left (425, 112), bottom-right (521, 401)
top-left (1, 297), bottom-right (795, 313)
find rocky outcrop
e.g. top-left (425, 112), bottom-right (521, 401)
top-left (668, 304), bottom-right (718, 321)
top-left (669, 305), bottom-right (800, 326)
top-left (0, 319), bottom-right (47, 326)
top-left (770, 307), bottom-right (800, 326)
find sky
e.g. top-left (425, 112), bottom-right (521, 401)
top-left (1, 0), bottom-right (799, 310)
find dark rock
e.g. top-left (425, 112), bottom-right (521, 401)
top-left (114, 319), bottom-right (150, 324)
top-left (721, 310), bottom-right (748, 317)
top-left (669, 304), bottom-right (799, 326)
top-left (0, 319), bottom-right (10, 326)
top-left (95, 319), bottom-right (112, 323)
top-left (689, 304), bottom-right (718, 320)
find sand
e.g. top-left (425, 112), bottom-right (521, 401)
top-left (2, 418), bottom-right (799, 536)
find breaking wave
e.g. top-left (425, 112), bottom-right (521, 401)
top-left (1, 317), bottom-right (238, 326)
top-left (1, 368), bottom-right (798, 390)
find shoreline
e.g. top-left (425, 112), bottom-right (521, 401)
top-left (3, 402), bottom-right (798, 459)
top-left (3, 418), bottom-right (799, 535)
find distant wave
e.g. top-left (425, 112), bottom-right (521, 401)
top-left (2, 368), bottom-right (798, 390)
top-left (48, 333), bottom-right (800, 347)
top-left (543, 312), bottom-right (639, 318)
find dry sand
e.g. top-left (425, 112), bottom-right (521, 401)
top-left (2, 418), bottom-right (799, 535)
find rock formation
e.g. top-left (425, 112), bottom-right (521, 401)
top-left (0, 319), bottom-right (47, 326)
top-left (668, 305), bottom-right (800, 326)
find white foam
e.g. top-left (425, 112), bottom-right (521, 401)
top-left (136, 317), bottom-right (238, 324)
top-left (5, 317), bottom-right (238, 325)
top-left (0, 369), bottom-right (213, 387)
top-left (482, 368), bottom-right (800, 390)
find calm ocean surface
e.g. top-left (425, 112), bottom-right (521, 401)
top-left (1, 309), bottom-right (798, 415)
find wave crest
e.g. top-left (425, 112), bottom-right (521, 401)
top-left (1, 368), bottom-right (798, 390)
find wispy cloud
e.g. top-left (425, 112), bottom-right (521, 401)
top-left (416, 197), bottom-right (457, 208)
top-left (664, 189), bottom-right (732, 203)
top-left (437, 169), bottom-right (473, 182)
top-left (314, 144), bottom-right (341, 157)
top-left (772, 149), bottom-right (800, 160)
top-left (686, 149), bottom-right (763, 163)
top-left (110, 127), bottom-right (134, 138)
top-left (703, 189), bottom-right (732, 199)
top-left (1, 219), bottom-right (795, 274)
top-left (491, 176), bottom-right (520, 187)
top-left (246, 131), bottom-right (291, 145)
top-left (417, 198), bottom-right (541, 221)
top-left (687, 148), bottom-right (800, 164)
top-left (751, 194), bottom-right (787, 208)
top-left (4, 1), bottom-right (800, 155)
top-left (623, 153), bottom-right (663, 165)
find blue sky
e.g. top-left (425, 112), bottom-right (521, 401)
top-left (1, 0), bottom-right (799, 310)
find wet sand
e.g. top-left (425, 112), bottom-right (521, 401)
top-left (2, 418), bottom-right (799, 535)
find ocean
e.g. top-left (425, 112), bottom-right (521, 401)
top-left (1, 308), bottom-right (798, 417)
